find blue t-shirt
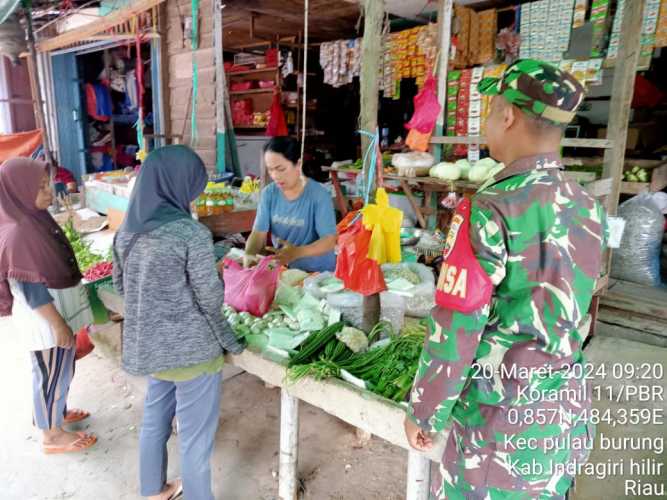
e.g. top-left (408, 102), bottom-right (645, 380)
top-left (254, 179), bottom-right (337, 272)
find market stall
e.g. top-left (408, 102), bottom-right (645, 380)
top-left (93, 261), bottom-right (447, 500)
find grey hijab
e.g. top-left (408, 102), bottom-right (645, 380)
top-left (120, 145), bottom-right (208, 234)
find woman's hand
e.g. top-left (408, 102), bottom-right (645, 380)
top-left (273, 240), bottom-right (302, 267)
top-left (53, 323), bottom-right (75, 349)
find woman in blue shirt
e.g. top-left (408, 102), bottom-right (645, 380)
top-left (244, 137), bottom-right (337, 272)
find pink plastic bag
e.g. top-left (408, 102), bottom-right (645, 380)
top-left (405, 75), bottom-right (441, 134)
top-left (222, 256), bottom-right (281, 316)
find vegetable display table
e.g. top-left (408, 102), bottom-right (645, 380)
top-left (96, 287), bottom-right (445, 500)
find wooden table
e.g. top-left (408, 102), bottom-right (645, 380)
top-left (96, 288), bottom-right (445, 500)
top-left (325, 166), bottom-right (481, 229)
top-left (199, 208), bottom-right (257, 236)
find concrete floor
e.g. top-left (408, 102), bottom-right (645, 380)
top-left (2, 315), bottom-right (665, 500)
top-left (0, 318), bottom-right (407, 500)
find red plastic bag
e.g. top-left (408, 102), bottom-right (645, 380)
top-left (435, 198), bottom-right (493, 313)
top-left (222, 256), bottom-right (281, 316)
top-left (75, 327), bottom-right (94, 360)
top-left (266, 92), bottom-right (288, 137)
top-left (335, 216), bottom-right (386, 296)
top-left (405, 75), bottom-right (441, 134)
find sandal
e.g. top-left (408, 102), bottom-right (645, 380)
top-left (64, 409), bottom-right (90, 424)
top-left (168, 482), bottom-right (183, 500)
top-left (43, 432), bottom-right (97, 455)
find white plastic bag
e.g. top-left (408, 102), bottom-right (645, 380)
top-left (327, 291), bottom-right (364, 329)
top-left (392, 152), bottom-right (434, 169)
top-left (380, 263), bottom-right (435, 318)
top-left (303, 272), bottom-right (345, 300)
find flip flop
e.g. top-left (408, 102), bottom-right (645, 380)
top-left (167, 481), bottom-right (183, 500)
top-left (63, 409), bottom-right (90, 424)
top-left (43, 432), bottom-right (97, 455)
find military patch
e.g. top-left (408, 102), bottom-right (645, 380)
top-left (443, 213), bottom-right (464, 260)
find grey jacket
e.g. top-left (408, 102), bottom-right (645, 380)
top-left (113, 219), bottom-right (243, 376)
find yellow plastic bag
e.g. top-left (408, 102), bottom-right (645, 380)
top-left (361, 188), bottom-right (403, 264)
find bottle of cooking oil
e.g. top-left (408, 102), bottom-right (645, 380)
top-left (226, 186), bottom-right (235, 212)
top-left (196, 192), bottom-right (208, 217)
top-left (205, 186), bottom-right (215, 216)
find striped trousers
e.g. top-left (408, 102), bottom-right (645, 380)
top-left (30, 346), bottom-right (76, 430)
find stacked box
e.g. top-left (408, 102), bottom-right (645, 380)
top-left (590, 0), bottom-right (610, 58)
top-left (480, 64), bottom-right (506, 138)
top-left (454, 69), bottom-right (472, 156)
top-left (531, 1), bottom-right (549, 61)
top-left (557, 0), bottom-right (576, 55)
top-left (606, 0), bottom-right (624, 62)
top-left (573, 0), bottom-right (588, 28)
top-left (468, 9), bottom-right (480, 67)
top-left (519, 3), bottom-right (531, 59)
top-left (478, 10), bottom-right (497, 64)
top-left (452, 5), bottom-right (472, 68)
top-left (656, 0), bottom-right (667, 47)
top-left (639, 0), bottom-right (661, 69)
top-left (467, 67), bottom-right (484, 163)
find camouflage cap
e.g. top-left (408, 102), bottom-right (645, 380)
top-left (478, 59), bottom-right (585, 125)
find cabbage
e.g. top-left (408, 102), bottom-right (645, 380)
top-left (455, 159), bottom-right (471, 179)
top-left (336, 327), bottom-right (369, 353)
top-left (429, 162), bottom-right (461, 180)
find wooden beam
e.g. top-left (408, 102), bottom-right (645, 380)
top-left (601, 0), bottom-right (643, 216)
top-left (432, 0), bottom-right (453, 162)
top-left (429, 136), bottom-right (613, 149)
top-left (37, 0), bottom-right (166, 52)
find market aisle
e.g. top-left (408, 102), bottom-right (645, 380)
top-left (0, 318), bottom-right (407, 500)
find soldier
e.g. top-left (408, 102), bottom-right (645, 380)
top-left (404, 59), bottom-right (607, 499)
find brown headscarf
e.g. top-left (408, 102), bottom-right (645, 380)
top-left (0, 158), bottom-right (82, 316)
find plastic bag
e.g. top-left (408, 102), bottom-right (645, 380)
top-left (611, 194), bottom-right (665, 287)
top-left (266, 92), bottom-right (288, 136)
top-left (335, 215), bottom-right (386, 296)
top-left (222, 256), bottom-right (281, 316)
top-left (379, 292), bottom-right (406, 333)
top-left (405, 75), bottom-right (441, 134)
top-left (405, 128), bottom-right (431, 152)
top-left (303, 272), bottom-right (344, 300)
top-left (361, 188), bottom-right (403, 265)
top-left (327, 291), bottom-right (364, 330)
top-left (381, 263), bottom-right (435, 318)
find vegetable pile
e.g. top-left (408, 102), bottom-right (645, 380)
top-left (63, 219), bottom-right (109, 276)
top-left (287, 320), bottom-right (426, 403)
top-left (83, 261), bottom-right (113, 281)
top-left (429, 157), bottom-right (503, 183)
top-left (623, 165), bottom-right (650, 183)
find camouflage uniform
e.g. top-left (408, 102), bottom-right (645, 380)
top-left (407, 60), bottom-right (607, 499)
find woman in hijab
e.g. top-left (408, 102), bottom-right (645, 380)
top-left (0, 158), bottom-right (97, 454)
top-left (113, 145), bottom-right (244, 500)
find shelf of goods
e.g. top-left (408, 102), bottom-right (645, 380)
top-left (229, 66), bottom-right (279, 131)
top-left (95, 287), bottom-right (444, 500)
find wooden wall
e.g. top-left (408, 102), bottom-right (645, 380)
top-left (164, 0), bottom-right (217, 171)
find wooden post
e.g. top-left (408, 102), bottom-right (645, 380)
top-left (279, 389), bottom-right (299, 500)
top-left (214, 0), bottom-right (225, 173)
top-left (359, 0), bottom-right (384, 201)
top-left (406, 450), bottom-right (431, 500)
top-left (601, 0), bottom-right (642, 217)
top-left (432, 0), bottom-right (453, 162)
top-left (23, 7), bottom-right (53, 165)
